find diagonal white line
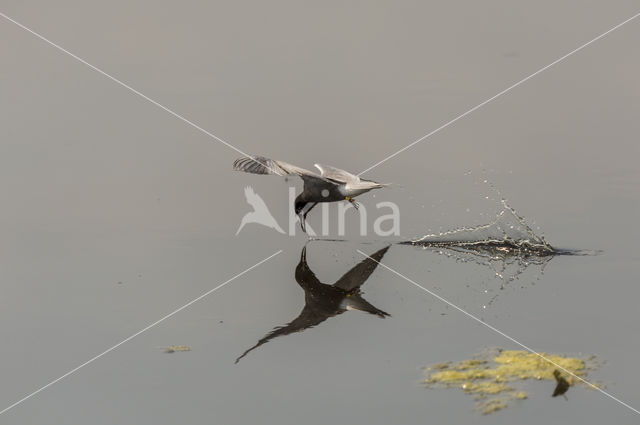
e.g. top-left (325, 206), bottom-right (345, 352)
top-left (0, 12), bottom-right (280, 174)
top-left (0, 249), bottom-right (282, 417)
top-left (357, 11), bottom-right (640, 176)
top-left (356, 249), bottom-right (640, 416)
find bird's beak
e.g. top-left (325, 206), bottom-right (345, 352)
top-left (298, 212), bottom-right (306, 233)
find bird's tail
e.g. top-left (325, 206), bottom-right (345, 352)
top-left (345, 296), bottom-right (390, 318)
top-left (354, 181), bottom-right (389, 190)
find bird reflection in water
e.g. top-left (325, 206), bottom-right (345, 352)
top-left (235, 245), bottom-right (390, 363)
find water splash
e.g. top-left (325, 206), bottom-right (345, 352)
top-left (414, 240), bottom-right (552, 294)
top-left (409, 200), bottom-right (554, 255)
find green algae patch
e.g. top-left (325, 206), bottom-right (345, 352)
top-left (163, 345), bottom-right (191, 353)
top-left (462, 381), bottom-right (512, 395)
top-left (477, 398), bottom-right (508, 415)
top-left (493, 350), bottom-right (585, 382)
top-left (513, 391), bottom-right (528, 400)
top-left (424, 349), bottom-right (594, 414)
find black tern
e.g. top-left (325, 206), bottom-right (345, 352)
top-left (235, 245), bottom-right (390, 363)
top-left (233, 156), bottom-right (387, 232)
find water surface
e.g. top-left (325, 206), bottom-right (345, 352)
top-left (1, 1), bottom-right (639, 424)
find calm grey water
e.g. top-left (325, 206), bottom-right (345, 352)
top-left (1, 1), bottom-right (639, 424)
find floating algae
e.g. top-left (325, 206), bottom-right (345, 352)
top-left (163, 345), bottom-right (191, 353)
top-left (424, 349), bottom-right (595, 414)
top-left (477, 398), bottom-right (508, 414)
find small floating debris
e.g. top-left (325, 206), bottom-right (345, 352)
top-left (476, 398), bottom-right (507, 415)
top-left (162, 345), bottom-right (191, 353)
top-left (552, 369), bottom-right (571, 399)
top-left (424, 349), bottom-right (597, 414)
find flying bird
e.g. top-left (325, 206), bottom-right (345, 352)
top-left (233, 155), bottom-right (387, 232)
top-left (235, 245), bottom-right (390, 363)
top-left (236, 186), bottom-right (285, 235)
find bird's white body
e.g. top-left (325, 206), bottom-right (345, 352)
top-left (343, 180), bottom-right (386, 197)
top-left (313, 163), bottom-right (386, 198)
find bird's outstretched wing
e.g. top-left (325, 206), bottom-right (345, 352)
top-left (333, 246), bottom-right (390, 291)
top-left (234, 156), bottom-right (317, 177)
top-left (314, 163), bottom-right (360, 183)
top-left (235, 305), bottom-right (331, 364)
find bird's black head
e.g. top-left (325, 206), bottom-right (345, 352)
top-left (294, 194), bottom-right (311, 233)
top-left (294, 198), bottom-right (307, 216)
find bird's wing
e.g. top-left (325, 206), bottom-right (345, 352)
top-left (234, 306), bottom-right (331, 364)
top-left (314, 163), bottom-right (360, 183)
top-left (333, 246), bottom-right (390, 291)
top-left (233, 156), bottom-right (317, 177)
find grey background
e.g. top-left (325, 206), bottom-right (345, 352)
top-left (1, 1), bottom-right (639, 424)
